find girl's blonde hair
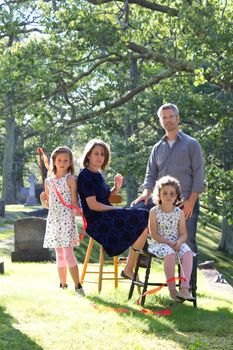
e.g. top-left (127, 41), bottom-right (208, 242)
top-left (50, 146), bottom-right (75, 175)
top-left (81, 139), bottom-right (110, 170)
top-left (152, 175), bottom-right (183, 205)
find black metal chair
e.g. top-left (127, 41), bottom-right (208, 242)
top-left (128, 246), bottom-right (197, 307)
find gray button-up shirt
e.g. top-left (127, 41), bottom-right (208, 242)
top-left (142, 131), bottom-right (205, 199)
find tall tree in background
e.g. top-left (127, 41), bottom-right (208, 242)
top-left (0, 0), bottom-right (232, 253)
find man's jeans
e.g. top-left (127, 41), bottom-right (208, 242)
top-left (185, 200), bottom-right (200, 254)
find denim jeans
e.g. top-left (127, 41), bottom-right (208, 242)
top-left (185, 200), bottom-right (200, 254)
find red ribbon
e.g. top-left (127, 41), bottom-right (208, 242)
top-left (91, 276), bottom-right (187, 316)
top-left (136, 276), bottom-right (186, 305)
top-left (52, 181), bottom-right (86, 240)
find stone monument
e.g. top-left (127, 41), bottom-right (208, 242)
top-left (26, 174), bottom-right (39, 205)
top-left (11, 217), bottom-right (53, 262)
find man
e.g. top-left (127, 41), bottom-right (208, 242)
top-left (132, 103), bottom-right (204, 293)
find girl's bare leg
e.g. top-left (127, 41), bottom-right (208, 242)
top-left (69, 265), bottom-right (80, 288)
top-left (58, 267), bottom-right (67, 287)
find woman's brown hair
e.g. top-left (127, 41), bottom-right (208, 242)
top-left (81, 139), bottom-right (110, 170)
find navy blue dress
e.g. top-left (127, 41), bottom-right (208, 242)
top-left (77, 168), bottom-right (149, 257)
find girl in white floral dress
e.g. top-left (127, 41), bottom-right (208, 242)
top-left (40, 146), bottom-right (84, 296)
top-left (148, 175), bottom-right (195, 302)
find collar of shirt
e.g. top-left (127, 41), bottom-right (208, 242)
top-left (161, 130), bottom-right (183, 142)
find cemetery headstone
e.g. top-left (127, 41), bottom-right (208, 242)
top-left (26, 174), bottom-right (39, 205)
top-left (11, 217), bottom-right (53, 262)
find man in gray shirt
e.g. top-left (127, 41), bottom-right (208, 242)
top-left (132, 103), bottom-right (204, 294)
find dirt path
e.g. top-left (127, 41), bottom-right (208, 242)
top-left (199, 267), bottom-right (233, 298)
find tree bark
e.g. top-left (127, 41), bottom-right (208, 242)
top-left (125, 173), bottom-right (138, 206)
top-left (14, 126), bottom-right (24, 200)
top-left (219, 218), bottom-right (233, 255)
top-left (124, 56), bottom-right (139, 205)
top-left (2, 95), bottom-right (16, 203)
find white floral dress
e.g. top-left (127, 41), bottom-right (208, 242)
top-left (43, 173), bottom-right (79, 248)
top-left (148, 206), bottom-right (192, 258)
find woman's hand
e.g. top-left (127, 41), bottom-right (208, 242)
top-left (114, 173), bottom-right (123, 192)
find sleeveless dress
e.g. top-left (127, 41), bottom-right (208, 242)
top-left (77, 168), bottom-right (149, 257)
top-left (148, 206), bottom-right (192, 258)
top-left (43, 173), bottom-right (79, 248)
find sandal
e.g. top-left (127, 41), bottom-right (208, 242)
top-left (176, 288), bottom-right (196, 301)
top-left (169, 289), bottom-right (184, 303)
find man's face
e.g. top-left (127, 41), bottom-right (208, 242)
top-left (159, 108), bottom-right (179, 132)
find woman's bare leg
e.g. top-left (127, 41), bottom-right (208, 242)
top-left (123, 228), bottom-right (148, 278)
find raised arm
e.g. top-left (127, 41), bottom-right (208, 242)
top-left (40, 181), bottom-right (49, 209)
top-left (110, 173), bottom-right (123, 195)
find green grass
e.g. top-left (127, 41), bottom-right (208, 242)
top-left (0, 205), bottom-right (233, 350)
top-left (197, 208), bottom-right (233, 285)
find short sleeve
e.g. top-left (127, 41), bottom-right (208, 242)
top-left (78, 169), bottom-right (97, 198)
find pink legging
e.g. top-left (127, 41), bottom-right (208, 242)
top-left (164, 251), bottom-right (193, 290)
top-left (55, 247), bottom-right (78, 268)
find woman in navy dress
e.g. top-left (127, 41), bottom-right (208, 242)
top-left (77, 139), bottom-right (149, 280)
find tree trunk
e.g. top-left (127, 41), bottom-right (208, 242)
top-left (124, 57), bottom-right (139, 205)
top-left (14, 127), bottom-right (24, 200)
top-left (2, 96), bottom-right (16, 203)
top-left (219, 218), bottom-right (233, 255)
top-left (125, 173), bottom-right (138, 206)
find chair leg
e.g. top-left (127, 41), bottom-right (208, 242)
top-left (81, 238), bottom-right (94, 284)
top-left (98, 246), bottom-right (104, 293)
top-left (141, 256), bottom-right (152, 306)
top-left (128, 255), bottom-right (140, 300)
top-left (191, 255), bottom-right (198, 307)
top-left (114, 256), bottom-right (118, 289)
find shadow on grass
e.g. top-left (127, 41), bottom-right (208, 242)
top-left (88, 294), bottom-right (233, 348)
top-left (198, 210), bottom-right (233, 286)
top-left (0, 305), bottom-right (43, 350)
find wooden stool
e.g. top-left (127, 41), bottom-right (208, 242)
top-left (80, 194), bottom-right (124, 293)
top-left (128, 250), bottom-right (197, 307)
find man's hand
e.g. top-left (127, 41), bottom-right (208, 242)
top-left (131, 189), bottom-right (152, 206)
top-left (179, 199), bottom-right (195, 219)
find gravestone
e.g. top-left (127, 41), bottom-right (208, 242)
top-left (11, 217), bottom-right (53, 262)
top-left (18, 186), bottom-right (29, 204)
top-left (26, 175), bottom-right (39, 205)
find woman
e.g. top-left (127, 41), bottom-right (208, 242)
top-left (77, 139), bottom-right (148, 280)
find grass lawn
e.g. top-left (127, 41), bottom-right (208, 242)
top-left (0, 205), bottom-right (233, 350)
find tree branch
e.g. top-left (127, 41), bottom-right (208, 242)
top-left (128, 41), bottom-right (194, 72)
top-left (86, 0), bottom-right (178, 16)
top-left (66, 68), bottom-right (178, 124)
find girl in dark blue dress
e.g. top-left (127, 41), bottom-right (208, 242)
top-left (77, 139), bottom-right (149, 280)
